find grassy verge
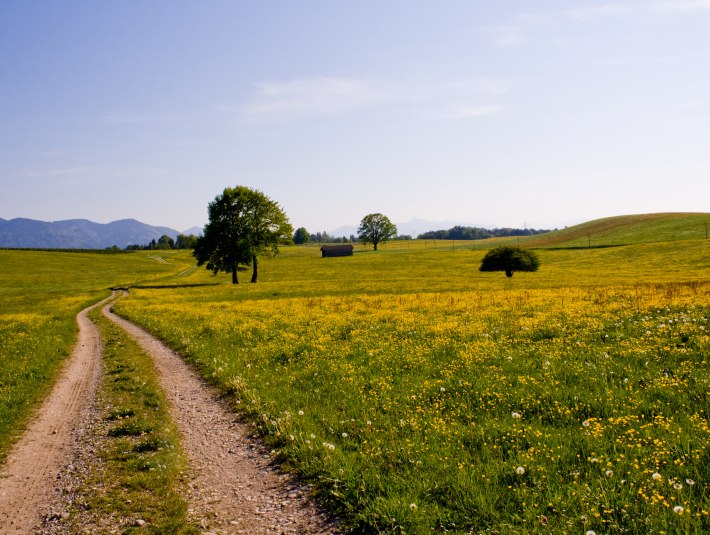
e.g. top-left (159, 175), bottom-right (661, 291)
top-left (67, 305), bottom-right (197, 534)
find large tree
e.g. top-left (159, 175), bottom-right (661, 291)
top-left (479, 246), bottom-right (540, 277)
top-left (193, 186), bottom-right (293, 283)
top-left (357, 213), bottom-right (397, 251)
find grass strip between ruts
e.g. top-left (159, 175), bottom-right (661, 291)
top-left (69, 305), bottom-right (198, 534)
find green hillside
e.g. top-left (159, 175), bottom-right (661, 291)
top-left (526, 212), bottom-right (710, 248)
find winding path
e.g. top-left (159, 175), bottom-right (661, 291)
top-left (103, 301), bottom-right (337, 534)
top-left (0, 296), bottom-right (109, 534)
top-left (0, 292), bottom-right (337, 533)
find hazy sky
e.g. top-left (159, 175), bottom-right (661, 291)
top-left (1, 1), bottom-right (708, 233)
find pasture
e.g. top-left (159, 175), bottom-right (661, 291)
top-left (1, 214), bottom-right (709, 533)
top-left (113, 231), bottom-right (710, 533)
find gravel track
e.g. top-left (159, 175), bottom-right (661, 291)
top-left (0, 295), bottom-right (110, 534)
top-left (103, 301), bottom-right (338, 534)
top-left (1, 293), bottom-right (338, 534)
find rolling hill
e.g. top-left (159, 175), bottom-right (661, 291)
top-left (525, 212), bottom-right (710, 248)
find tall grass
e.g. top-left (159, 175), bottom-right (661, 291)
top-left (114, 239), bottom-right (710, 533)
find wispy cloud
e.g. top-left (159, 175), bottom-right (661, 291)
top-left (25, 166), bottom-right (97, 178)
top-left (102, 112), bottom-right (185, 124)
top-left (567, 3), bottom-right (634, 21)
top-left (437, 104), bottom-right (504, 120)
top-left (242, 77), bottom-right (392, 123)
top-left (488, 1), bottom-right (710, 48)
top-left (653, 0), bottom-right (710, 11)
top-left (487, 13), bottom-right (551, 48)
top-left (240, 75), bottom-right (512, 124)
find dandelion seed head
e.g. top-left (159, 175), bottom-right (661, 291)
top-left (516, 466), bottom-right (525, 475)
top-left (673, 506), bottom-right (684, 514)
top-left (652, 472), bottom-right (662, 480)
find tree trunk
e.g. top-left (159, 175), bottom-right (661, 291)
top-left (251, 255), bottom-right (258, 283)
top-left (232, 263), bottom-right (239, 284)
top-left (505, 269), bottom-right (514, 278)
top-left (373, 241), bottom-right (378, 251)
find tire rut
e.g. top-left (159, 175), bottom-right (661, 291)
top-left (103, 302), bottom-right (338, 534)
top-left (0, 295), bottom-right (112, 534)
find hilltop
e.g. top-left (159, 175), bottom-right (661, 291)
top-left (525, 212), bottom-right (710, 248)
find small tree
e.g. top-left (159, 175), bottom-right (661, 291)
top-left (193, 186), bottom-right (293, 283)
top-left (479, 246), bottom-right (540, 277)
top-left (357, 213), bottom-right (397, 251)
top-left (293, 227), bottom-right (310, 244)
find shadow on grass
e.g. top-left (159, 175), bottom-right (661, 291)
top-left (113, 283), bottom-right (222, 290)
top-left (536, 244), bottom-right (627, 250)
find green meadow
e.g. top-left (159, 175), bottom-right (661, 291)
top-left (1, 214), bottom-right (709, 533)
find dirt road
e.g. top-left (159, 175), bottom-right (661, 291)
top-left (103, 303), bottom-right (337, 534)
top-left (1, 294), bottom-right (336, 533)
top-left (0, 296), bottom-right (109, 534)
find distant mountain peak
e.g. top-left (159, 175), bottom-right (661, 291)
top-left (0, 217), bottom-right (186, 249)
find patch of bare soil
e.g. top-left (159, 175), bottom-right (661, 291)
top-left (103, 304), bottom-right (339, 534)
top-left (0, 296), bottom-right (110, 534)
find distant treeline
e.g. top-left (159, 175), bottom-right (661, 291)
top-left (0, 247), bottom-right (135, 254)
top-left (125, 234), bottom-right (198, 250)
top-left (417, 225), bottom-right (553, 240)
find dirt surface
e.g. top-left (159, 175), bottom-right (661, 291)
top-left (103, 303), bottom-right (339, 534)
top-left (1, 294), bottom-right (337, 534)
top-left (0, 296), bottom-right (109, 534)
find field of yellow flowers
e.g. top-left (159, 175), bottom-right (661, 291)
top-left (114, 241), bottom-right (710, 534)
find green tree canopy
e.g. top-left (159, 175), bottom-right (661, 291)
top-left (176, 234), bottom-right (198, 249)
top-left (357, 213), bottom-right (397, 251)
top-left (157, 234), bottom-right (175, 249)
top-left (293, 227), bottom-right (310, 244)
top-left (479, 246), bottom-right (540, 278)
top-left (193, 186), bottom-right (293, 283)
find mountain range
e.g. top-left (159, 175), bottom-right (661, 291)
top-left (0, 218), bottom-right (199, 249)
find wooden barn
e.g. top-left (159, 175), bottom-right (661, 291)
top-left (320, 244), bottom-right (354, 257)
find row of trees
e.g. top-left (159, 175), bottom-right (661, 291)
top-left (126, 234), bottom-right (198, 251)
top-left (418, 225), bottom-right (551, 240)
top-left (293, 228), bottom-right (354, 245)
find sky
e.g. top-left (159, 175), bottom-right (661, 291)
top-left (1, 1), bottom-right (709, 234)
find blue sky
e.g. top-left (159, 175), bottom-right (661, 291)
top-left (1, 1), bottom-right (708, 233)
